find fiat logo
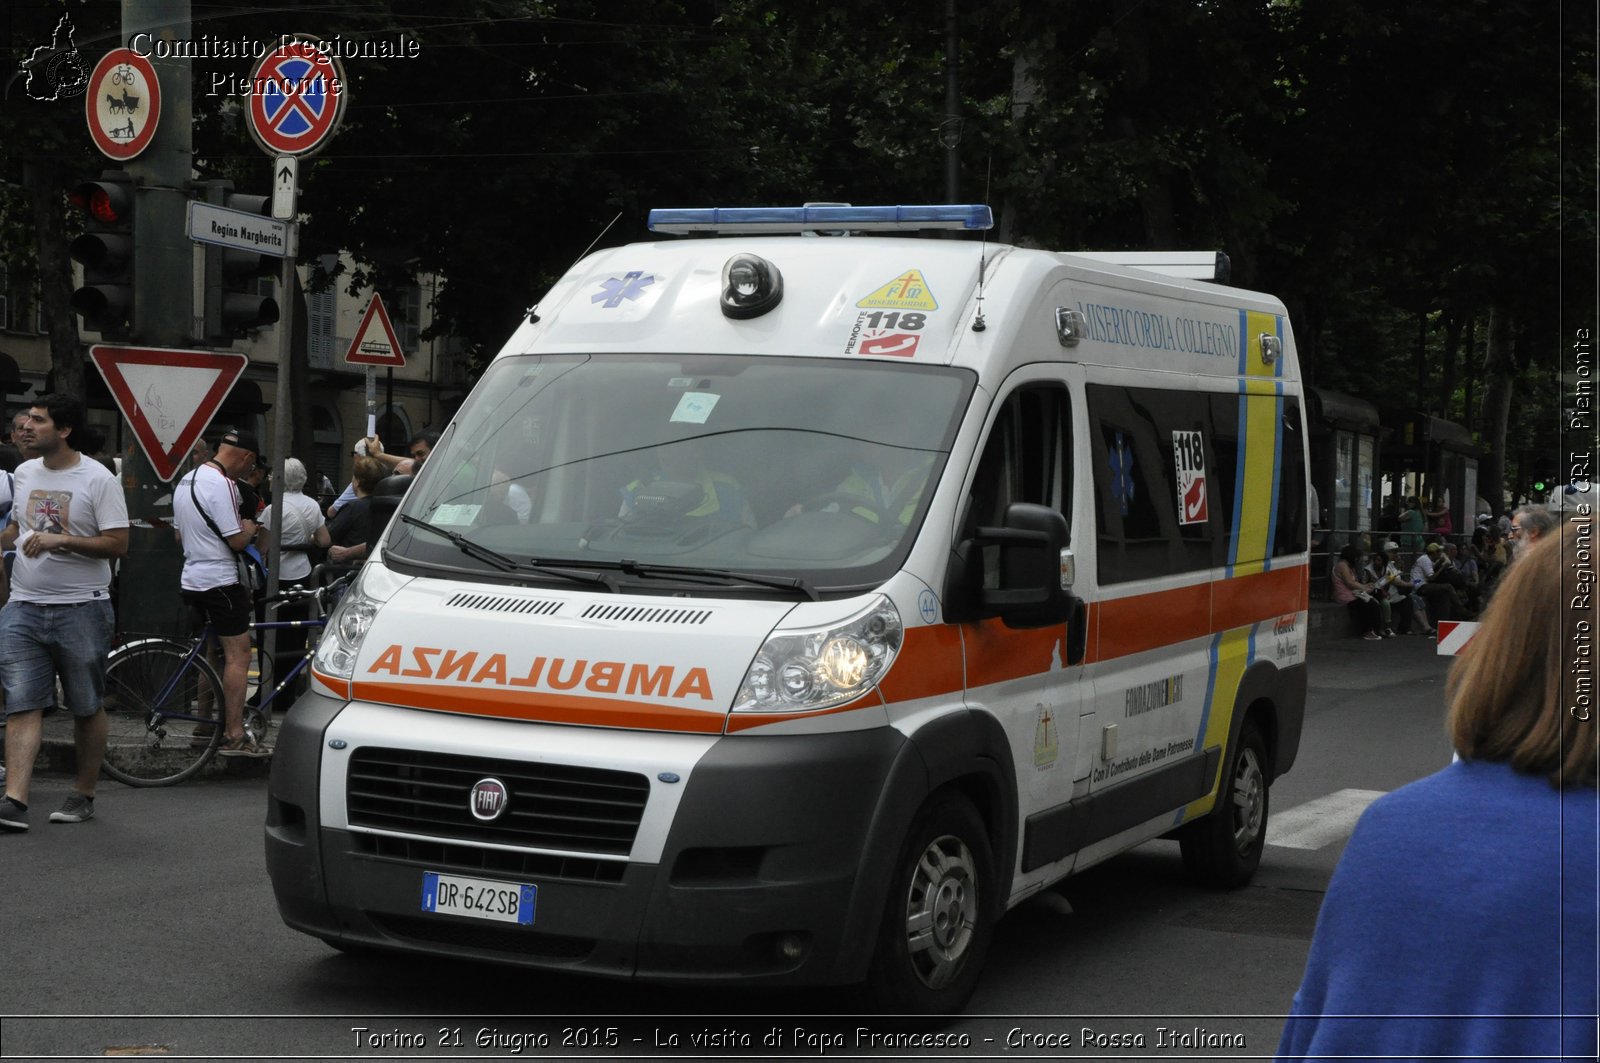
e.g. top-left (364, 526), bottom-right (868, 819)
top-left (469, 778), bottom-right (509, 822)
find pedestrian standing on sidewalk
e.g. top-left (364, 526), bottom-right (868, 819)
top-left (0, 395), bottom-right (130, 832)
top-left (172, 429), bottom-right (267, 758)
top-left (255, 457), bottom-right (330, 698)
top-left (1276, 519), bottom-right (1597, 1059)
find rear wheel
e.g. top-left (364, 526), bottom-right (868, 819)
top-left (1178, 718), bottom-right (1269, 887)
top-left (864, 792), bottom-right (995, 1014)
top-left (100, 640), bottom-right (224, 787)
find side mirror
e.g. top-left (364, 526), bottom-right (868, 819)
top-left (945, 502), bottom-right (1082, 632)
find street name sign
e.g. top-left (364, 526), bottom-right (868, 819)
top-left (344, 293), bottom-right (407, 367)
top-left (90, 345), bottom-right (249, 481)
top-left (187, 200), bottom-right (296, 258)
top-left (86, 48), bottom-right (160, 160)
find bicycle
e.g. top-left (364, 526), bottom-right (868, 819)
top-left (99, 575), bottom-right (349, 787)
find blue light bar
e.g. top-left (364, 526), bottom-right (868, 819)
top-left (647, 204), bottom-right (994, 234)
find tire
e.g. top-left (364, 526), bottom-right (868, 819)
top-left (1178, 718), bottom-right (1269, 888)
top-left (100, 640), bottom-right (225, 787)
top-left (864, 792), bottom-right (996, 1014)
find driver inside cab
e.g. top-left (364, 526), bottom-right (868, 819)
top-left (618, 436), bottom-right (754, 526)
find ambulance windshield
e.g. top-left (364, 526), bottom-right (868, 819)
top-left (386, 353), bottom-right (974, 595)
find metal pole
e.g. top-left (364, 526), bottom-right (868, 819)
top-left (120, 0), bottom-right (191, 638)
top-left (266, 241), bottom-right (294, 602)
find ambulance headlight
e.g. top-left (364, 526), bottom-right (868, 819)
top-left (313, 570), bottom-right (380, 681)
top-left (721, 253), bottom-right (783, 319)
top-left (733, 596), bottom-right (902, 713)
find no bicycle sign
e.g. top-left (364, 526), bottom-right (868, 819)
top-left (246, 36), bottom-right (347, 157)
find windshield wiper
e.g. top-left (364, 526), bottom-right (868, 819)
top-left (616, 558), bottom-right (819, 600)
top-left (400, 515), bottom-right (615, 590)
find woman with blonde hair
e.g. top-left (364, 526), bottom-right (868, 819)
top-left (1278, 520), bottom-right (1596, 1058)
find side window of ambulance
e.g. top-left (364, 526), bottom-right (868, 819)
top-left (1275, 398), bottom-right (1307, 557)
top-left (1088, 384), bottom-right (1219, 583)
top-left (965, 385), bottom-right (1072, 582)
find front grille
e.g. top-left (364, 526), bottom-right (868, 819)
top-left (346, 747), bottom-right (650, 855)
top-left (352, 833), bottom-right (626, 884)
top-left (372, 914), bottom-right (594, 959)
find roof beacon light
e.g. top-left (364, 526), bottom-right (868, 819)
top-left (650, 204), bottom-right (993, 235)
top-left (721, 253), bottom-right (783, 319)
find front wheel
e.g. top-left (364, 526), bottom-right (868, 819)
top-left (1178, 718), bottom-right (1269, 887)
top-left (100, 640), bottom-right (224, 787)
top-left (864, 792), bottom-right (995, 1014)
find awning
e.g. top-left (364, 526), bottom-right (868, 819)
top-left (1306, 386), bottom-right (1380, 432)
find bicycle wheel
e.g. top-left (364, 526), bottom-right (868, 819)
top-left (101, 640), bottom-right (226, 787)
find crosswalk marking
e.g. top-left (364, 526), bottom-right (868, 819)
top-left (1267, 788), bottom-right (1385, 850)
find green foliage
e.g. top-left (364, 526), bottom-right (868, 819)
top-left (1, 0), bottom-right (1586, 479)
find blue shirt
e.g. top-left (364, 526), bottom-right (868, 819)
top-left (1277, 759), bottom-right (1598, 1060)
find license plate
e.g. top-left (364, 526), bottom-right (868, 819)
top-left (421, 871), bottom-right (536, 926)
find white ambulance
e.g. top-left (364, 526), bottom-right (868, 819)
top-left (267, 204), bottom-right (1309, 1013)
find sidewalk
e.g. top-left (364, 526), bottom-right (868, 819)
top-left (31, 710), bottom-right (273, 781)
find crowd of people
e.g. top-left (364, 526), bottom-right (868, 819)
top-left (0, 398), bottom-right (433, 828)
top-left (1329, 494), bottom-right (1558, 642)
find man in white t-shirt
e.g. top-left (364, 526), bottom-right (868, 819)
top-left (173, 428), bottom-right (264, 757)
top-left (0, 395), bottom-right (130, 832)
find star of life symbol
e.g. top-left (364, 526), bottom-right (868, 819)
top-left (592, 271), bottom-right (656, 308)
top-left (21, 15), bottom-right (88, 101)
top-left (1109, 431), bottom-right (1136, 516)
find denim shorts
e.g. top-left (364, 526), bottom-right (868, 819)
top-left (0, 599), bottom-right (116, 717)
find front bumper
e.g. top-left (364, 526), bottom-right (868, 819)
top-left (265, 690), bottom-right (920, 985)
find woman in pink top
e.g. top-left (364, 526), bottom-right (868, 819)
top-left (1332, 543), bottom-right (1386, 640)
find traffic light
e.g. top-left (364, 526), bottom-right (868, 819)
top-left (201, 184), bottom-right (280, 343)
top-left (69, 172), bottom-right (135, 337)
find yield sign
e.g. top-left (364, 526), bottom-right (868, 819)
top-left (90, 345), bottom-right (248, 481)
top-left (344, 293), bottom-right (406, 367)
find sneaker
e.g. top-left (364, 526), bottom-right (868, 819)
top-left (0, 796), bottom-right (29, 832)
top-left (49, 793), bottom-right (95, 824)
top-left (1362, 632), bottom-right (1383, 641)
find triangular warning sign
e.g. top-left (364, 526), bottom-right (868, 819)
top-left (90, 345), bottom-right (249, 482)
top-left (855, 269), bottom-right (938, 310)
top-left (344, 293), bottom-right (407, 367)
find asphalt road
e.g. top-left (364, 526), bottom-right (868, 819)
top-left (0, 630), bottom-right (1455, 1061)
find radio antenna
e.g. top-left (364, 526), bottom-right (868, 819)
top-left (527, 211), bottom-right (624, 322)
top-left (972, 159), bottom-right (992, 332)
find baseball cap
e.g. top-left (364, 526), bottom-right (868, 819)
top-left (1383, 540), bottom-right (1400, 551)
top-left (1426, 542), bottom-right (1442, 554)
top-left (218, 428), bottom-right (261, 461)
